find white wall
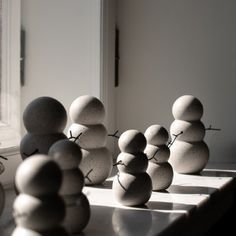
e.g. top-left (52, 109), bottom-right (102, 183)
top-left (21, 0), bottom-right (101, 132)
top-left (117, 0), bottom-right (236, 163)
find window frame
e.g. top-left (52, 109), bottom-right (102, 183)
top-left (0, 0), bottom-right (21, 155)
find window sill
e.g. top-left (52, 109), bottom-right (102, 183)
top-left (1, 164), bottom-right (236, 235)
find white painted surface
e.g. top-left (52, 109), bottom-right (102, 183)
top-left (21, 0), bottom-right (101, 133)
top-left (117, 0), bottom-right (236, 162)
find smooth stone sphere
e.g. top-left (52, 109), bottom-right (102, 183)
top-left (116, 152), bottom-right (148, 174)
top-left (15, 155), bottom-right (62, 197)
top-left (112, 207), bottom-right (152, 236)
top-left (144, 125), bottom-right (169, 146)
top-left (144, 144), bottom-right (170, 163)
top-left (169, 140), bottom-right (209, 174)
top-left (112, 172), bottom-right (152, 206)
top-left (12, 227), bottom-right (68, 236)
top-left (49, 140), bottom-right (82, 170)
top-left (69, 95), bottom-right (105, 125)
top-left (172, 95), bottom-right (203, 121)
top-left (13, 194), bottom-right (65, 231)
top-left (20, 133), bottom-right (67, 160)
top-left (63, 193), bottom-right (90, 234)
top-left (146, 162), bottom-right (173, 191)
top-left (23, 96), bottom-right (67, 134)
top-left (67, 123), bottom-right (107, 149)
top-left (0, 183), bottom-right (4, 217)
top-left (118, 130), bottom-right (147, 153)
top-left (80, 147), bottom-right (113, 185)
top-left (170, 120), bottom-right (205, 142)
top-left (60, 169), bottom-right (84, 195)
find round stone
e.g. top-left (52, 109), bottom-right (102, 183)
top-left (59, 169), bottom-right (84, 196)
top-left (0, 183), bottom-right (4, 217)
top-left (118, 130), bottom-right (147, 153)
top-left (172, 95), bottom-right (203, 121)
top-left (13, 194), bottom-right (65, 231)
top-left (15, 154), bottom-right (62, 196)
top-left (23, 96), bottom-right (67, 134)
top-left (69, 95), bottom-right (105, 125)
top-left (144, 144), bottom-right (170, 163)
top-left (112, 172), bottom-right (152, 206)
top-left (49, 140), bottom-right (82, 170)
top-left (20, 133), bottom-right (67, 160)
top-left (147, 162), bottom-right (173, 191)
top-left (144, 125), bottom-right (169, 146)
top-left (116, 152), bottom-right (148, 174)
top-left (169, 140), bottom-right (209, 174)
top-left (12, 227), bottom-right (69, 236)
top-left (170, 120), bottom-right (205, 142)
top-left (67, 123), bottom-right (107, 149)
top-left (63, 193), bottom-right (90, 234)
top-left (80, 147), bottom-right (113, 185)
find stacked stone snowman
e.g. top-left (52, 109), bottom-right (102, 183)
top-left (144, 125), bottom-right (173, 191)
top-left (169, 95), bottom-right (209, 174)
top-left (49, 139), bottom-right (90, 234)
top-left (68, 95), bottom-right (113, 185)
top-left (20, 97), bottom-right (67, 159)
top-left (113, 129), bottom-right (152, 206)
top-left (12, 154), bottom-right (68, 236)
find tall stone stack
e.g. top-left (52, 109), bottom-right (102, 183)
top-left (169, 95), bottom-right (209, 174)
top-left (112, 129), bottom-right (152, 206)
top-left (12, 154), bottom-right (68, 236)
top-left (20, 97), bottom-right (67, 159)
top-left (144, 124), bottom-right (173, 191)
top-left (68, 95), bottom-right (113, 185)
top-left (49, 139), bottom-right (90, 234)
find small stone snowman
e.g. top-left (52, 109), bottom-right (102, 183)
top-left (68, 95), bottom-right (113, 185)
top-left (20, 97), bottom-right (67, 159)
top-left (144, 125), bottom-right (173, 191)
top-left (112, 129), bottom-right (152, 206)
top-left (49, 139), bottom-right (90, 234)
top-left (12, 154), bottom-right (68, 236)
top-left (169, 95), bottom-right (209, 174)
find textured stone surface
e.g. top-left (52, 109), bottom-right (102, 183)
top-left (0, 183), bottom-right (4, 217)
top-left (59, 169), bottom-right (84, 195)
top-left (69, 95), bottom-right (105, 125)
top-left (169, 140), bottom-right (209, 174)
top-left (15, 155), bottom-right (62, 197)
top-left (116, 152), bottom-right (148, 174)
top-left (62, 193), bottom-right (90, 234)
top-left (170, 120), bottom-right (205, 142)
top-left (11, 227), bottom-right (68, 236)
top-left (48, 140), bottom-right (82, 170)
top-left (118, 130), bottom-right (147, 153)
top-left (112, 172), bottom-right (152, 206)
top-left (67, 123), bottom-right (107, 149)
top-left (13, 194), bottom-right (65, 231)
top-left (144, 144), bottom-right (170, 163)
top-left (147, 162), bottom-right (173, 191)
top-left (20, 133), bottom-right (67, 160)
top-left (144, 125), bottom-right (169, 146)
top-left (80, 148), bottom-right (113, 185)
top-left (172, 95), bottom-right (203, 121)
top-left (23, 97), bottom-right (67, 134)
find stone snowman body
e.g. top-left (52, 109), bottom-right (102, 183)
top-left (169, 95), bottom-right (209, 174)
top-left (144, 125), bottom-right (173, 191)
top-left (68, 95), bottom-right (113, 185)
top-left (20, 97), bottom-right (67, 159)
top-left (49, 139), bottom-right (90, 234)
top-left (12, 154), bottom-right (68, 236)
top-left (0, 159), bottom-right (5, 218)
top-left (112, 130), bottom-right (152, 206)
